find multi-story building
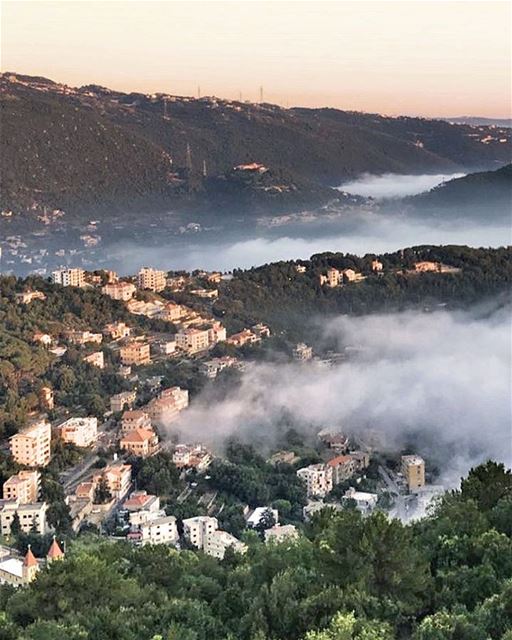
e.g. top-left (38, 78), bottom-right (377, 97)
top-left (350, 450), bottom-right (370, 472)
top-left (401, 455), bottom-right (426, 492)
top-left (145, 387), bottom-right (189, 427)
top-left (140, 515), bottom-right (178, 546)
top-left (137, 267), bottom-right (166, 292)
top-left (3, 471), bottom-right (40, 504)
top-left (65, 330), bottom-right (102, 346)
top-left (39, 386), bottom-right (54, 410)
top-left (110, 390), bottom-right (137, 413)
top-left (296, 464), bottom-right (333, 498)
top-left (264, 524), bottom-right (299, 544)
top-left (120, 428), bottom-right (159, 458)
top-left (326, 455), bottom-right (355, 485)
top-left (103, 322), bottom-right (131, 340)
top-left (83, 351), bottom-right (104, 369)
top-left (201, 356), bottom-right (240, 379)
top-left (176, 327), bottom-right (211, 354)
top-left (292, 343), bottom-right (313, 361)
top-left (0, 500), bottom-right (48, 536)
top-left (120, 341), bottom-right (151, 366)
top-left (10, 421), bottom-right (51, 467)
top-left (121, 410), bottom-right (151, 434)
top-left (371, 259), bottom-right (383, 272)
top-left (56, 417), bottom-right (98, 448)
top-left (183, 516), bottom-right (219, 549)
top-left (15, 290), bottom-right (46, 304)
top-left (51, 268), bottom-right (85, 288)
top-left (101, 281), bottom-right (136, 301)
top-left (208, 322), bottom-right (227, 345)
top-left (172, 444), bottom-right (212, 471)
top-left (93, 464), bottom-right (132, 500)
top-left (204, 530), bottom-right (247, 559)
top-left (226, 329), bottom-right (260, 347)
top-left (159, 387), bottom-right (189, 410)
top-left (124, 490), bottom-right (160, 514)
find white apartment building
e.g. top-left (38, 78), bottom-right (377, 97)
top-left (101, 281), bottom-right (136, 301)
top-left (182, 516), bottom-right (219, 549)
top-left (264, 524), bottom-right (299, 544)
top-left (51, 268), bottom-right (85, 287)
top-left (3, 471), bottom-right (40, 504)
top-left (176, 327), bottom-right (211, 354)
top-left (297, 464), bottom-right (333, 498)
top-left (110, 390), bottom-right (137, 413)
top-left (10, 421), bottom-right (51, 467)
top-left (140, 515), bottom-right (179, 546)
top-left (57, 417), bottom-right (98, 448)
top-left (137, 267), bottom-right (167, 292)
top-left (204, 530), bottom-right (247, 559)
top-left (0, 500), bottom-right (48, 536)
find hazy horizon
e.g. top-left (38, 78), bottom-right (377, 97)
top-left (2, 0), bottom-right (511, 119)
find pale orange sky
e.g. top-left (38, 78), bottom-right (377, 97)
top-left (1, 0), bottom-right (511, 117)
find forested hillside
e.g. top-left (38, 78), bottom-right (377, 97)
top-left (1, 73), bottom-right (510, 218)
top-left (0, 461), bottom-right (510, 640)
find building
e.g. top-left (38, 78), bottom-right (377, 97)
top-left (321, 267), bottom-right (341, 287)
top-left (120, 341), bottom-right (151, 366)
top-left (350, 451), bottom-right (370, 472)
top-left (33, 332), bottom-right (52, 347)
top-left (247, 507), bottom-right (279, 529)
top-left (83, 351), bottom-right (104, 369)
top-left (319, 432), bottom-right (349, 453)
top-left (46, 537), bottom-right (65, 563)
top-left (103, 322), bottom-right (131, 340)
top-left (57, 417), bottom-right (98, 448)
top-left (176, 327), bottom-right (211, 354)
top-left (401, 455), bottom-right (426, 492)
top-left (39, 386), bottom-right (54, 410)
top-left (413, 261), bottom-right (440, 273)
top-left (110, 390), bottom-right (137, 413)
top-left (297, 464), bottom-right (333, 498)
top-left (183, 516), bottom-right (219, 549)
top-left (295, 265), bottom-right (307, 273)
top-left (124, 490), bottom-right (160, 514)
top-left (268, 450), bottom-right (299, 466)
top-left (190, 288), bottom-right (218, 299)
top-left (371, 259), bottom-right (383, 272)
top-left (264, 524), bottom-right (299, 544)
top-left (120, 428), bottom-right (159, 458)
top-left (344, 487), bottom-right (378, 513)
top-left (342, 268), bottom-right (358, 282)
top-left (204, 530), bottom-right (247, 559)
top-left (75, 481), bottom-right (95, 501)
top-left (252, 323), bottom-right (271, 338)
top-left (145, 387), bottom-right (188, 427)
top-left (3, 471), bottom-right (40, 504)
top-left (208, 322), bottom-right (227, 345)
top-left (121, 410), bottom-right (151, 434)
top-left (0, 501), bottom-right (48, 536)
top-left (160, 301), bottom-right (189, 322)
top-left (157, 339), bottom-right (176, 355)
top-left (201, 356), bottom-right (240, 379)
top-left (140, 515), bottom-right (178, 546)
top-left (15, 290), bottom-right (46, 304)
top-left (172, 444), bottom-right (212, 471)
top-left (0, 547), bottom-right (40, 587)
top-left (10, 420), bottom-right (51, 467)
top-left (65, 330), bottom-right (103, 346)
top-left (137, 267), bottom-right (166, 292)
top-left (327, 455), bottom-right (355, 485)
top-left (51, 268), bottom-right (85, 287)
top-left (94, 464), bottom-right (132, 500)
top-left (102, 281), bottom-right (136, 301)
top-left (293, 343), bottom-right (313, 361)
top-left (226, 329), bottom-right (260, 347)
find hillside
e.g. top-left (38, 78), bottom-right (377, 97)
top-left (406, 164), bottom-right (512, 221)
top-left (1, 72), bottom-right (511, 220)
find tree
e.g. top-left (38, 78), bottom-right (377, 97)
top-left (9, 513), bottom-right (21, 539)
top-left (255, 508), bottom-right (276, 538)
top-left (94, 477), bottom-right (112, 504)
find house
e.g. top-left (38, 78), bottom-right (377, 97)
top-left (252, 323), bottom-right (271, 338)
top-left (350, 450), bottom-right (370, 472)
top-left (344, 487), bottom-right (378, 512)
top-left (0, 500), bottom-right (48, 536)
top-left (320, 267), bottom-right (341, 287)
top-left (319, 431), bottom-right (349, 453)
top-left (293, 343), bottom-right (313, 361)
top-left (183, 516), bottom-right (219, 549)
top-left (160, 301), bottom-right (189, 322)
top-left (65, 330), bottom-right (102, 346)
top-left (10, 420), bottom-right (51, 467)
top-left (103, 322), bottom-right (131, 340)
top-left (327, 455), bottom-right (355, 485)
top-left (110, 390), bottom-right (137, 413)
top-left (32, 332), bottom-right (52, 347)
top-left (413, 261), bottom-right (440, 272)
top-left (297, 464), bottom-right (333, 498)
top-left (203, 530), bottom-right (247, 559)
top-left (176, 327), bottom-right (211, 354)
top-left (264, 524), bottom-right (299, 544)
top-left (268, 451), bottom-right (299, 466)
top-left (201, 356), bottom-right (240, 379)
top-left (247, 507), bottom-right (279, 529)
top-left (120, 341), bottom-right (151, 366)
top-left (208, 321), bottom-right (227, 345)
top-left (3, 471), bottom-right (40, 504)
top-left (75, 481), bottom-right (96, 501)
top-left (51, 268), bottom-right (85, 287)
top-left (102, 281), bottom-right (136, 301)
top-left (157, 339), bottom-right (176, 355)
top-left (120, 428), bottom-right (159, 458)
top-left (172, 444), bottom-right (212, 471)
top-left (401, 455), bottom-right (426, 492)
top-left (226, 329), bottom-right (260, 347)
top-left (190, 288), bottom-right (218, 299)
top-left (15, 290), bottom-right (46, 304)
top-left (121, 410), bottom-right (151, 434)
top-left (140, 515), bottom-right (178, 545)
top-left (371, 259), bottom-right (383, 272)
top-left (56, 417), bottom-right (98, 448)
top-left (83, 351), bottom-right (104, 369)
top-left (295, 265), bottom-right (307, 273)
top-left (124, 490), bottom-right (160, 514)
top-left (137, 267), bottom-right (166, 292)
top-left (145, 387), bottom-right (189, 427)
top-left (39, 386), bottom-right (54, 410)
top-left (94, 463), bottom-right (132, 500)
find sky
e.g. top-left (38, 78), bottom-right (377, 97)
top-left (1, 0), bottom-right (511, 117)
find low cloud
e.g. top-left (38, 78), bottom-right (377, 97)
top-left (167, 306), bottom-right (511, 486)
top-left (337, 172), bottom-right (465, 199)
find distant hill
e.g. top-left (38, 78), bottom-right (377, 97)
top-left (1, 72), bottom-right (511, 220)
top-left (445, 116), bottom-right (512, 128)
top-left (405, 164), bottom-right (512, 222)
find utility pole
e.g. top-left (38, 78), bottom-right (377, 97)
top-left (186, 143), bottom-right (193, 172)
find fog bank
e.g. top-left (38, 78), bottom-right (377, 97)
top-left (337, 172), bottom-right (465, 199)
top-left (168, 306), bottom-right (512, 485)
